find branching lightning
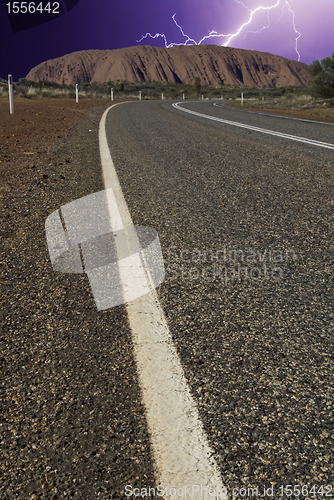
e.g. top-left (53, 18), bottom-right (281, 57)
top-left (136, 0), bottom-right (301, 61)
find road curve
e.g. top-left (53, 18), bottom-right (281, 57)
top-left (173, 102), bottom-right (334, 150)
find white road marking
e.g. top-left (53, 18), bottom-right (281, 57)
top-left (99, 104), bottom-right (227, 499)
top-left (173, 102), bottom-right (334, 150)
top-left (213, 102), bottom-right (334, 127)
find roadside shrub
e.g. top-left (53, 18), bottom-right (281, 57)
top-left (43, 81), bottom-right (60, 88)
top-left (0, 85), bottom-right (8, 97)
top-left (27, 86), bottom-right (37, 97)
top-left (14, 84), bottom-right (28, 97)
top-left (194, 76), bottom-right (201, 94)
top-left (308, 53), bottom-right (334, 98)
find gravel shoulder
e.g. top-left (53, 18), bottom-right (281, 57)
top-left (1, 98), bottom-right (156, 499)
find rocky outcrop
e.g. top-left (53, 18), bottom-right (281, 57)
top-left (26, 45), bottom-right (311, 88)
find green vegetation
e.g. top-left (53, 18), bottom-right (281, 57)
top-left (0, 78), bottom-right (332, 112)
top-left (194, 76), bottom-right (201, 94)
top-left (0, 78), bottom-right (290, 100)
top-left (308, 53), bottom-right (334, 98)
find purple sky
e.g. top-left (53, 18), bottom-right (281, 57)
top-left (0, 0), bottom-right (333, 81)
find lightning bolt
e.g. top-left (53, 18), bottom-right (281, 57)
top-left (136, 13), bottom-right (200, 47)
top-left (285, 2), bottom-right (301, 61)
top-left (137, 0), bottom-right (301, 61)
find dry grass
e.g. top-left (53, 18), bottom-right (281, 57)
top-left (1, 80), bottom-right (333, 122)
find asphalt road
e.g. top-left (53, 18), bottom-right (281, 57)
top-left (104, 100), bottom-right (334, 495)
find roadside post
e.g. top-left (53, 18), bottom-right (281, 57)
top-left (8, 75), bottom-right (14, 114)
top-left (139, 91), bottom-right (141, 101)
top-left (162, 92), bottom-right (164, 100)
top-left (202, 94), bottom-right (204, 100)
top-left (241, 92), bottom-right (244, 106)
top-left (111, 88), bottom-right (114, 101)
top-left (183, 93), bottom-right (185, 100)
top-left (76, 84), bottom-right (79, 103)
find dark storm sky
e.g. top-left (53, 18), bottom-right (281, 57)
top-left (0, 0), bottom-right (333, 81)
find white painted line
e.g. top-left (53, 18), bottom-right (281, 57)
top-left (173, 102), bottom-right (334, 150)
top-left (99, 104), bottom-right (227, 499)
top-left (213, 101), bottom-right (334, 127)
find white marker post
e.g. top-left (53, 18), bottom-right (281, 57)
top-left (162, 92), bottom-right (164, 100)
top-left (241, 92), bottom-right (244, 106)
top-left (182, 93), bottom-right (185, 100)
top-left (111, 88), bottom-right (114, 101)
top-left (221, 95), bottom-right (223, 100)
top-left (8, 75), bottom-right (14, 114)
top-left (76, 84), bottom-right (79, 103)
top-left (139, 91), bottom-right (141, 101)
top-left (202, 94), bottom-right (204, 100)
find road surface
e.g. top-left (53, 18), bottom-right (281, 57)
top-left (104, 99), bottom-right (334, 494)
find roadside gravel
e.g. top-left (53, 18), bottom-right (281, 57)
top-left (1, 99), bottom-right (155, 499)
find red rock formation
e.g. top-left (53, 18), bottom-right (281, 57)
top-left (26, 45), bottom-right (311, 88)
